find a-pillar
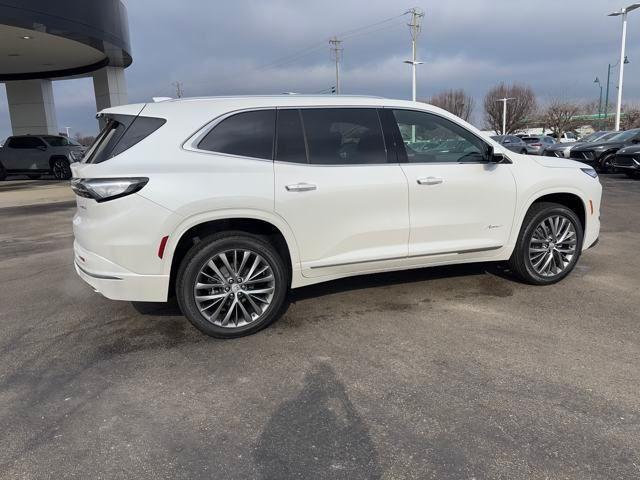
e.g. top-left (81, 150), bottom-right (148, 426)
top-left (5, 79), bottom-right (59, 135)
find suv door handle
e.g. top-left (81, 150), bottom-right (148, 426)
top-left (417, 177), bottom-right (443, 185)
top-left (285, 182), bottom-right (317, 192)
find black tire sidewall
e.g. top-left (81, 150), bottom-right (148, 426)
top-left (176, 233), bottom-right (288, 338)
top-left (599, 153), bottom-right (615, 173)
top-left (513, 204), bottom-right (583, 285)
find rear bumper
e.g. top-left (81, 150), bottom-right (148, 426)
top-left (74, 241), bottom-right (169, 302)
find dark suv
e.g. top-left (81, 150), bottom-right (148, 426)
top-left (570, 128), bottom-right (640, 172)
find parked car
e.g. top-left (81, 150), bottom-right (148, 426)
top-left (522, 135), bottom-right (556, 155)
top-left (547, 132), bottom-right (578, 143)
top-left (570, 128), bottom-right (640, 172)
top-left (612, 145), bottom-right (640, 178)
top-left (490, 135), bottom-right (529, 154)
top-left (544, 131), bottom-right (616, 159)
top-left (0, 134), bottom-right (84, 180)
top-left (71, 96), bottom-right (602, 338)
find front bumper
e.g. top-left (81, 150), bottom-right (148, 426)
top-left (612, 155), bottom-right (640, 171)
top-left (74, 241), bottom-right (169, 302)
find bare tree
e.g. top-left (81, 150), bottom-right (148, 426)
top-left (621, 104), bottom-right (640, 130)
top-left (542, 100), bottom-right (582, 141)
top-left (483, 83), bottom-right (537, 134)
top-left (426, 89), bottom-right (474, 121)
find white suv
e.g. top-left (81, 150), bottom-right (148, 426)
top-left (71, 96), bottom-right (602, 338)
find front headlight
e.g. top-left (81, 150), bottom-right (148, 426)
top-left (70, 177), bottom-right (148, 202)
top-left (69, 150), bottom-right (85, 162)
top-left (581, 167), bottom-right (598, 178)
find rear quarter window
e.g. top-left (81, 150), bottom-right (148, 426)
top-left (84, 115), bottom-right (165, 164)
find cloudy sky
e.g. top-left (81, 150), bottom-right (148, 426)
top-left (0, 0), bottom-right (638, 138)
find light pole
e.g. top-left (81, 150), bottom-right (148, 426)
top-left (496, 97), bottom-right (515, 135)
top-left (604, 56), bottom-right (629, 124)
top-left (594, 77), bottom-right (603, 128)
top-left (608, 3), bottom-right (640, 130)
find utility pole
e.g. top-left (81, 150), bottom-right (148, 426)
top-left (329, 37), bottom-right (343, 95)
top-left (496, 97), bottom-right (515, 135)
top-left (403, 7), bottom-right (425, 103)
top-left (172, 81), bottom-right (184, 98)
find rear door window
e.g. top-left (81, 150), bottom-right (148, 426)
top-left (300, 108), bottom-right (387, 165)
top-left (275, 109), bottom-right (307, 163)
top-left (198, 110), bottom-right (276, 160)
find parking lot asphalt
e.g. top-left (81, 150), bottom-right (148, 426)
top-left (0, 175), bottom-right (639, 479)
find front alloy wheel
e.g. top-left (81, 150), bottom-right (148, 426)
top-left (52, 158), bottom-right (71, 180)
top-left (177, 232), bottom-right (287, 338)
top-left (528, 215), bottom-right (577, 277)
top-left (508, 202), bottom-right (583, 285)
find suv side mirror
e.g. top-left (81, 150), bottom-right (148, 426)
top-left (486, 145), bottom-right (507, 163)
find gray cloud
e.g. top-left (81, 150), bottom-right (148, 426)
top-left (1, 0), bottom-right (638, 139)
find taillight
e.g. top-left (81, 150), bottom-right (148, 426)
top-left (70, 177), bottom-right (148, 202)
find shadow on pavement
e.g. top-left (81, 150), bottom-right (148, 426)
top-left (254, 362), bottom-right (382, 479)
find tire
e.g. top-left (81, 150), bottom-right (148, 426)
top-left (27, 174), bottom-right (41, 180)
top-left (598, 153), bottom-right (616, 173)
top-left (176, 231), bottom-right (288, 338)
top-left (51, 158), bottom-right (71, 180)
top-left (508, 202), bottom-right (583, 285)
top-left (520, 149), bottom-right (527, 154)
top-left (0, 162), bottom-right (6, 181)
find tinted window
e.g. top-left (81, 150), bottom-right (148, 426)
top-left (110, 117), bottom-right (166, 158)
top-left (392, 110), bottom-right (486, 163)
top-left (198, 110), bottom-right (275, 160)
top-left (42, 136), bottom-right (81, 147)
top-left (301, 108), bottom-right (387, 165)
top-left (83, 114), bottom-right (165, 164)
top-left (276, 109), bottom-right (307, 163)
top-left (8, 136), bottom-right (45, 148)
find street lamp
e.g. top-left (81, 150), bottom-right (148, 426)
top-left (604, 55), bottom-right (629, 125)
top-left (608, 3), bottom-right (640, 131)
top-left (496, 97), bottom-right (515, 135)
top-left (594, 77), bottom-right (603, 128)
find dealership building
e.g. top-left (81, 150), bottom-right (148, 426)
top-left (0, 0), bottom-right (132, 135)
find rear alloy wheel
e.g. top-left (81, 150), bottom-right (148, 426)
top-left (508, 202), bottom-right (583, 285)
top-left (176, 232), bottom-right (288, 338)
top-left (51, 158), bottom-right (71, 180)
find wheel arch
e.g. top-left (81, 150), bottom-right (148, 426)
top-left (519, 189), bottom-right (587, 236)
top-left (165, 213), bottom-right (299, 297)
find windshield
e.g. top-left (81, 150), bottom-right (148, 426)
top-left (42, 136), bottom-right (81, 147)
top-left (490, 135), bottom-right (504, 141)
top-left (607, 130), bottom-right (639, 142)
